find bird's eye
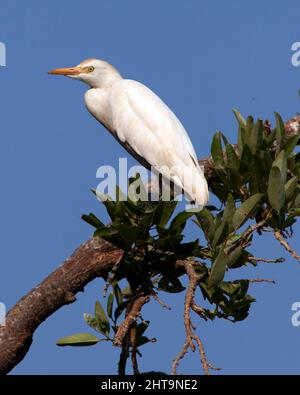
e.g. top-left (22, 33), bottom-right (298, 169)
top-left (87, 66), bottom-right (95, 72)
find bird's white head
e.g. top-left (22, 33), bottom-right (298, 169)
top-left (48, 58), bottom-right (122, 88)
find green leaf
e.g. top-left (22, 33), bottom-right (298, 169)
top-left (114, 300), bottom-right (130, 321)
top-left (121, 286), bottom-right (133, 299)
top-left (227, 247), bottom-right (250, 269)
top-left (113, 284), bottom-right (123, 306)
top-left (56, 333), bottom-right (101, 347)
top-left (113, 223), bottom-right (137, 247)
top-left (285, 176), bottom-right (298, 202)
top-left (222, 194), bottom-right (236, 224)
top-left (153, 201), bottom-right (177, 228)
top-left (273, 150), bottom-right (287, 184)
top-left (81, 213), bottom-right (104, 229)
top-left (95, 301), bottom-right (110, 337)
top-left (233, 109), bottom-right (246, 127)
top-left (294, 188), bottom-right (300, 207)
top-left (284, 135), bottom-right (299, 157)
top-left (195, 208), bottom-right (215, 241)
top-left (219, 281), bottom-right (240, 295)
top-left (124, 200), bottom-right (154, 216)
top-left (267, 167), bottom-right (285, 212)
top-left (158, 275), bottom-right (185, 293)
top-left (288, 208), bottom-right (300, 218)
top-left (211, 131), bottom-right (225, 168)
top-left (83, 313), bottom-right (98, 331)
top-left (232, 193), bottom-right (264, 229)
top-left (136, 336), bottom-right (153, 347)
top-left (210, 181), bottom-right (231, 202)
top-left (239, 144), bottom-right (253, 174)
top-left (107, 293), bottom-right (114, 319)
top-left (225, 144), bottom-right (239, 169)
top-left (169, 211), bottom-right (194, 234)
top-left (211, 221), bottom-right (229, 248)
top-left (275, 112), bottom-right (286, 150)
top-left (221, 133), bottom-right (229, 147)
top-left (93, 226), bottom-right (119, 238)
top-left (249, 119), bottom-right (263, 154)
top-left (94, 190), bottom-right (118, 221)
top-left (246, 116), bottom-right (254, 137)
top-left (237, 126), bottom-right (244, 154)
top-left (208, 246), bottom-right (229, 287)
top-left (136, 320), bottom-right (150, 338)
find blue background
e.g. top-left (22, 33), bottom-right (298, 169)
top-left (1, 0), bottom-right (300, 374)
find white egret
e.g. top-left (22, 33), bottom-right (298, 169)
top-left (48, 59), bottom-right (209, 206)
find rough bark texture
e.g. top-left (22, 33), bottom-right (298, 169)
top-left (0, 238), bottom-right (122, 375)
top-left (1, 114), bottom-right (300, 375)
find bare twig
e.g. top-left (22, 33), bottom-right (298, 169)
top-left (151, 290), bottom-right (171, 310)
top-left (191, 303), bottom-right (207, 318)
top-left (171, 341), bottom-right (190, 375)
top-left (113, 294), bottom-right (150, 347)
top-left (191, 332), bottom-right (210, 375)
top-left (241, 219), bottom-right (268, 240)
top-left (274, 231), bottom-right (300, 263)
top-left (248, 278), bottom-right (275, 284)
top-left (130, 325), bottom-right (140, 375)
top-left (248, 256), bottom-right (285, 264)
top-left (226, 219), bottom-right (268, 255)
top-left (172, 262), bottom-right (211, 375)
top-left (183, 264), bottom-right (197, 351)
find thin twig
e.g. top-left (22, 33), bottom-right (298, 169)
top-left (248, 256), bottom-right (285, 264)
top-left (248, 278), bottom-right (275, 284)
top-left (183, 264), bottom-right (197, 351)
top-left (191, 303), bottom-right (207, 317)
top-left (191, 333), bottom-right (210, 375)
top-left (274, 231), bottom-right (300, 263)
top-left (226, 219), bottom-right (268, 255)
top-left (130, 324), bottom-right (140, 375)
top-left (172, 262), bottom-right (212, 375)
top-left (151, 290), bottom-right (171, 310)
top-left (171, 341), bottom-right (189, 375)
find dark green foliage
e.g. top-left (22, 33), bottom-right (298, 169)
top-left (58, 110), bottom-right (300, 372)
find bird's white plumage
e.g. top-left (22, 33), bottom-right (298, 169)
top-left (107, 80), bottom-right (208, 204)
top-left (49, 59), bottom-right (209, 206)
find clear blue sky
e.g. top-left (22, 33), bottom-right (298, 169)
top-left (1, 0), bottom-right (300, 374)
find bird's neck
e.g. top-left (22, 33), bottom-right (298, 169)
top-left (91, 71), bottom-right (122, 89)
top-left (84, 87), bottom-right (112, 129)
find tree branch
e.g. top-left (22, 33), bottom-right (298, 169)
top-left (0, 238), bottom-right (122, 375)
top-left (274, 230), bottom-right (300, 263)
top-left (113, 293), bottom-right (150, 347)
top-left (1, 114), bottom-right (300, 375)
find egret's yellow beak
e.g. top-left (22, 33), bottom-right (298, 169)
top-left (47, 66), bottom-right (83, 76)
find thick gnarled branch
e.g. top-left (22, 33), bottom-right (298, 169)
top-left (0, 238), bottom-right (122, 375)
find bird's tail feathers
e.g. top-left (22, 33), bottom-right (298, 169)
top-left (167, 165), bottom-right (209, 208)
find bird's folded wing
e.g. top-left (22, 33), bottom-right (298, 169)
top-left (109, 79), bottom-right (201, 176)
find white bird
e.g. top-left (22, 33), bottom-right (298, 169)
top-left (48, 59), bottom-right (209, 206)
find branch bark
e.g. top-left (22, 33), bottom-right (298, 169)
top-left (1, 114), bottom-right (300, 375)
top-left (0, 238), bottom-right (122, 375)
